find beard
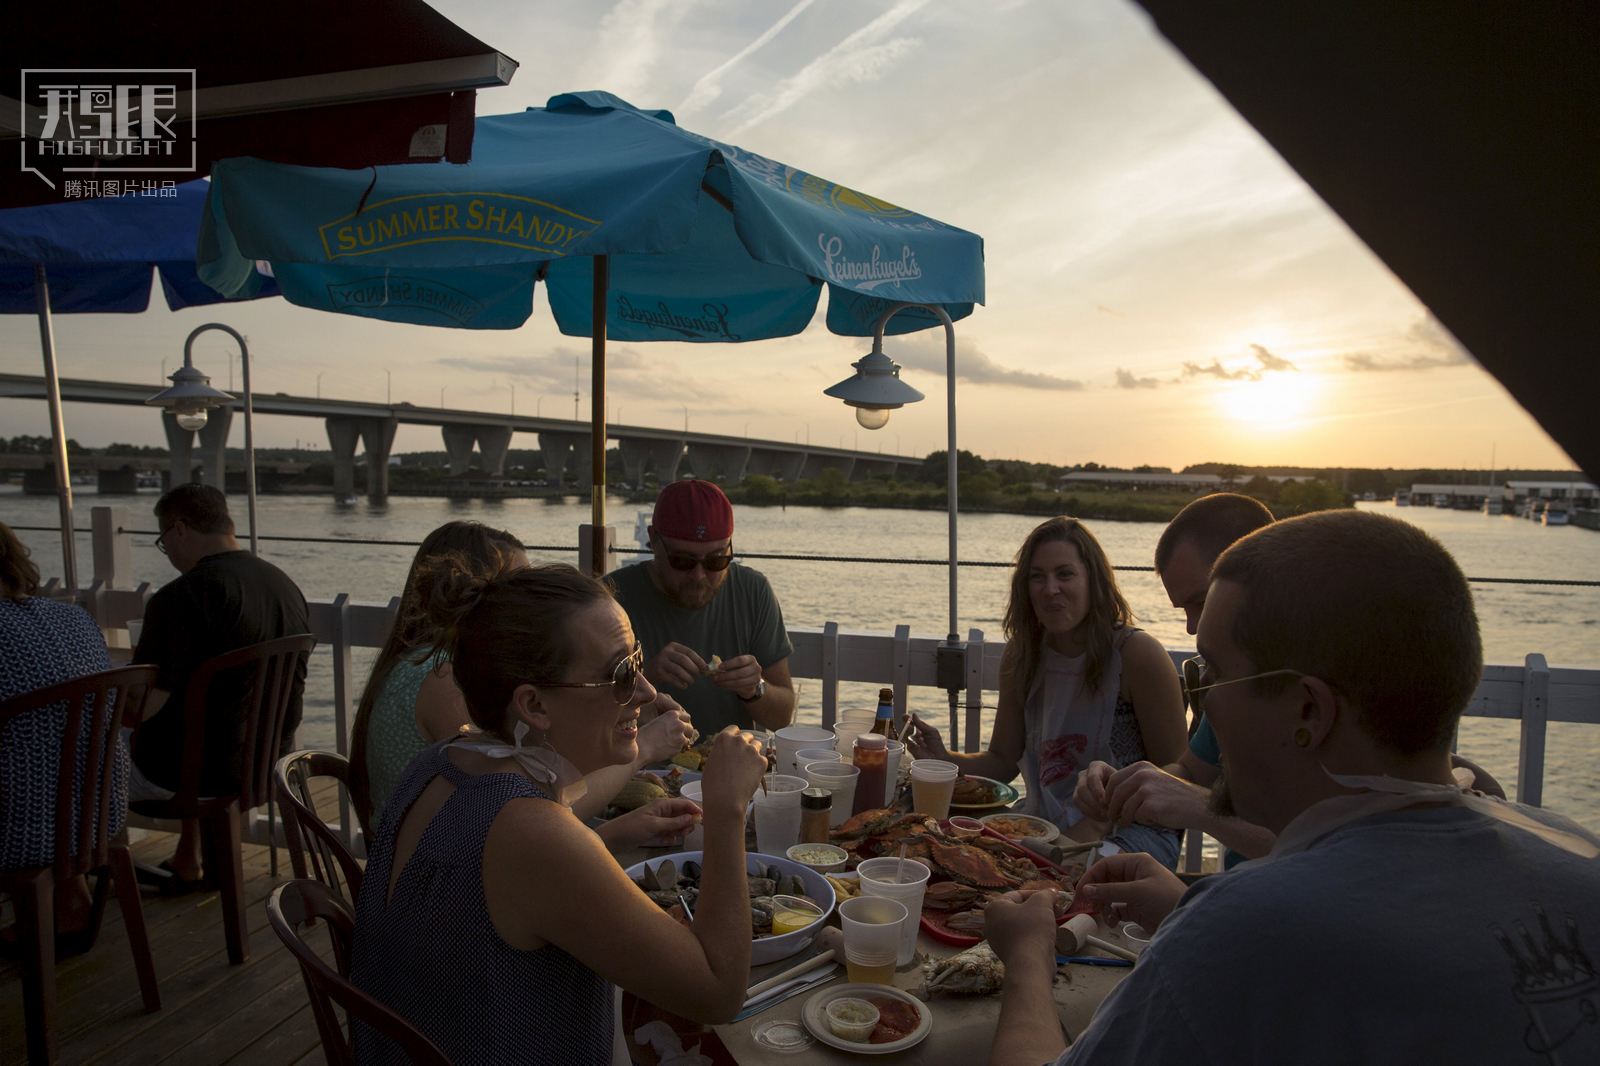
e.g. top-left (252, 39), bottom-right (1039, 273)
top-left (1209, 770), bottom-right (1237, 820)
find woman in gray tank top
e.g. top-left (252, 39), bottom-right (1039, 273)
top-left (907, 517), bottom-right (1189, 865)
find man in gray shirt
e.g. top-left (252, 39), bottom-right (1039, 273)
top-left (985, 509), bottom-right (1600, 1066)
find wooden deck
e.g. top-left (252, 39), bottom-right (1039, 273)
top-left (1, 794), bottom-right (343, 1066)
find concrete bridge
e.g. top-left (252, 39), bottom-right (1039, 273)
top-left (0, 373), bottom-right (923, 501)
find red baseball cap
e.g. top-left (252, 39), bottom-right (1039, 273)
top-left (653, 479), bottom-right (734, 542)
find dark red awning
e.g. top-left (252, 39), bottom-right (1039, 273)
top-left (1136, 1), bottom-right (1599, 480)
top-left (1, 0), bottom-right (516, 208)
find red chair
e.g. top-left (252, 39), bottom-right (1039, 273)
top-left (1, 665), bottom-right (163, 1066)
top-left (129, 633), bottom-right (315, 964)
top-left (273, 750), bottom-right (364, 909)
top-left (267, 879), bottom-right (454, 1066)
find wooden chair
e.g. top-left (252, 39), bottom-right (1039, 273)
top-left (267, 879), bottom-right (455, 1066)
top-left (1, 665), bottom-right (163, 1066)
top-left (274, 750), bottom-right (364, 910)
top-left (129, 633), bottom-right (315, 965)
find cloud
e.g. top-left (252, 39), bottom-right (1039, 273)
top-left (894, 335), bottom-right (1085, 391)
top-left (1341, 315), bottom-right (1474, 372)
top-left (588, 0), bottom-right (702, 101)
top-left (721, 0), bottom-right (930, 136)
top-left (677, 0), bottom-right (818, 115)
top-left (1182, 343), bottom-right (1298, 382)
top-left (1115, 368), bottom-right (1159, 389)
top-left (1250, 344), bottom-right (1297, 372)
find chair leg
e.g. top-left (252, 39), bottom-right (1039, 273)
top-left (209, 802), bottom-right (249, 965)
top-left (109, 846), bottom-right (161, 1012)
top-left (15, 869), bottom-right (59, 1065)
top-left (268, 793), bottom-right (278, 877)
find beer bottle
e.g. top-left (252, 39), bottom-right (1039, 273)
top-left (869, 686), bottom-right (897, 740)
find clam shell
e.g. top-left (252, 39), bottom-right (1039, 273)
top-left (747, 876), bottom-right (777, 898)
top-left (682, 860), bottom-right (702, 882)
top-left (639, 864), bottom-right (661, 893)
top-left (658, 859), bottom-right (679, 890)
top-left (777, 873), bottom-right (806, 898)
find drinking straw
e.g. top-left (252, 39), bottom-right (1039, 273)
top-left (897, 842), bottom-right (907, 885)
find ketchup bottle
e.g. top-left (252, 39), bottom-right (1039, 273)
top-left (851, 732), bottom-right (889, 815)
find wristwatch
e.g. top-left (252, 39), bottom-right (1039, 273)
top-left (739, 678), bottom-right (766, 703)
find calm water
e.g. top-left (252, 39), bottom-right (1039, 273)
top-left (5, 490), bottom-right (1598, 831)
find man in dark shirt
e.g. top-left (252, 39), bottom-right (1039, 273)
top-left (608, 479), bottom-right (795, 736)
top-left (130, 484), bottom-right (309, 884)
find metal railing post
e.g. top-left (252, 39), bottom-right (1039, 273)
top-left (891, 624), bottom-right (911, 731)
top-left (330, 592), bottom-right (355, 850)
top-left (964, 628), bottom-right (985, 754)
top-left (821, 621), bottom-right (839, 730)
top-left (1517, 653), bottom-right (1550, 807)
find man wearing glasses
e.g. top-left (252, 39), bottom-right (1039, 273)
top-left (608, 478), bottom-right (796, 735)
top-left (128, 484), bottom-right (309, 890)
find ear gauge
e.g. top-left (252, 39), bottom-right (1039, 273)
top-left (1294, 728), bottom-right (1312, 748)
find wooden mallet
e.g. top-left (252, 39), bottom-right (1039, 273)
top-left (1056, 913), bottom-right (1140, 962)
top-left (744, 926), bottom-right (845, 1001)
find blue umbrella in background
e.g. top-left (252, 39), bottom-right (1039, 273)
top-left (199, 91), bottom-right (987, 570)
top-left (0, 181), bottom-right (280, 585)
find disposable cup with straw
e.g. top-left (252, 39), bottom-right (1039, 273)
top-left (857, 853), bottom-right (931, 966)
top-left (882, 739), bottom-right (905, 806)
top-left (751, 774), bottom-right (808, 854)
top-left (805, 762), bottom-right (860, 825)
top-left (838, 895), bottom-right (907, 985)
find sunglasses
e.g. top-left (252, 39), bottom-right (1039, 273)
top-left (541, 645), bottom-right (645, 706)
top-left (652, 535), bottom-right (734, 573)
top-left (1181, 655), bottom-right (1308, 714)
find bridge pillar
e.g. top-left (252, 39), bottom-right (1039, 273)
top-left (97, 465), bottom-right (138, 494)
top-left (162, 412), bottom-right (198, 490)
top-left (476, 425), bottom-right (513, 476)
top-left (685, 443), bottom-right (751, 484)
top-left (747, 448), bottom-right (805, 481)
top-left (360, 417), bottom-right (399, 501)
top-left (801, 453), bottom-right (854, 480)
top-left (539, 431), bottom-right (589, 488)
top-left (327, 417), bottom-right (362, 498)
top-left (441, 424), bottom-right (478, 477)
top-left (616, 437), bottom-right (684, 488)
top-left (195, 405), bottom-right (234, 490)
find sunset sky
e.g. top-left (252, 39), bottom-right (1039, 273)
top-left (0, 0), bottom-right (1575, 471)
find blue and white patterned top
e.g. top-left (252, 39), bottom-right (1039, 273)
top-left (351, 741), bottom-right (613, 1066)
top-left (0, 596), bottom-right (126, 871)
top-left (363, 649), bottom-right (445, 831)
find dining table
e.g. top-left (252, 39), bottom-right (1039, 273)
top-left (611, 834), bottom-right (1141, 1065)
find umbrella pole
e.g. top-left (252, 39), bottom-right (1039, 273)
top-left (34, 264), bottom-right (78, 591)
top-left (590, 254), bottom-right (609, 576)
top-left (242, 342), bottom-right (258, 555)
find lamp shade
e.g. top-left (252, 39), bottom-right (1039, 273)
top-left (822, 347), bottom-right (925, 412)
top-left (146, 364), bottom-right (234, 415)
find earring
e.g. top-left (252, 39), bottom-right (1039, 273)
top-left (1293, 728), bottom-right (1312, 748)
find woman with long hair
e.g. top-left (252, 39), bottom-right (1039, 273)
top-left (906, 516), bottom-right (1188, 865)
top-left (351, 520), bottom-right (695, 838)
top-left (350, 559), bottom-right (766, 1065)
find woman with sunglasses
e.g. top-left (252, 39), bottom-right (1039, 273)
top-left (906, 517), bottom-right (1189, 866)
top-left (351, 557), bottom-right (768, 1066)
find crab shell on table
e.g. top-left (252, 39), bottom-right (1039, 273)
top-left (923, 941), bottom-right (1006, 997)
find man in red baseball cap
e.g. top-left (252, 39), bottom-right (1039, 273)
top-left (608, 478), bottom-right (796, 734)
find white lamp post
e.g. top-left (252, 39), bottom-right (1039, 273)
top-left (824, 303), bottom-right (967, 741)
top-left (146, 324), bottom-right (258, 555)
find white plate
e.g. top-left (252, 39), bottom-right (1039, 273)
top-left (801, 983), bottom-right (932, 1055)
top-left (979, 813), bottom-right (1060, 842)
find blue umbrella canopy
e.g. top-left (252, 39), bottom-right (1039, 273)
top-left (199, 91), bottom-right (984, 338)
top-left (0, 179), bottom-right (280, 312)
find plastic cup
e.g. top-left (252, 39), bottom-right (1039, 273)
top-left (856, 856), bottom-right (931, 966)
top-left (805, 763), bottom-right (860, 825)
top-left (751, 774), bottom-right (808, 854)
top-left (833, 721), bottom-right (874, 759)
top-left (839, 895), bottom-right (907, 984)
top-left (680, 780), bottom-right (705, 849)
top-left (881, 740), bottom-right (905, 806)
top-left (775, 726), bottom-right (835, 776)
top-left (125, 619), bottom-right (144, 649)
top-left (909, 759), bottom-right (959, 819)
top-left (794, 748), bottom-right (842, 775)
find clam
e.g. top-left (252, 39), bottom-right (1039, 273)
top-left (750, 897), bottom-right (775, 935)
top-left (747, 876), bottom-right (776, 898)
top-left (657, 859), bottom-right (679, 890)
top-left (764, 864), bottom-right (783, 882)
top-left (640, 863), bottom-right (661, 893)
top-left (682, 860), bottom-right (702, 882)
top-left (777, 873), bottom-right (806, 898)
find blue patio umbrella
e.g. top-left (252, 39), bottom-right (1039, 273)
top-left (0, 181), bottom-right (280, 584)
top-left (198, 91), bottom-right (986, 570)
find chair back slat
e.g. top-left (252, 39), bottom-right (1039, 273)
top-left (267, 880), bottom-right (455, 1066)
top-left (0, 665), bottom-right (158, 879)
top-left (171, 634), bottom-right (316, 811)
top-left (274, 750), bottom-right (365, 921)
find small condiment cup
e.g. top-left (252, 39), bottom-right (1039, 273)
top-left (769, 894), bottom-right (825, 936)
top-left (825, 997), bottom-right (880, 1043)
top-left (786, 842), bottom-right (849, 873)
